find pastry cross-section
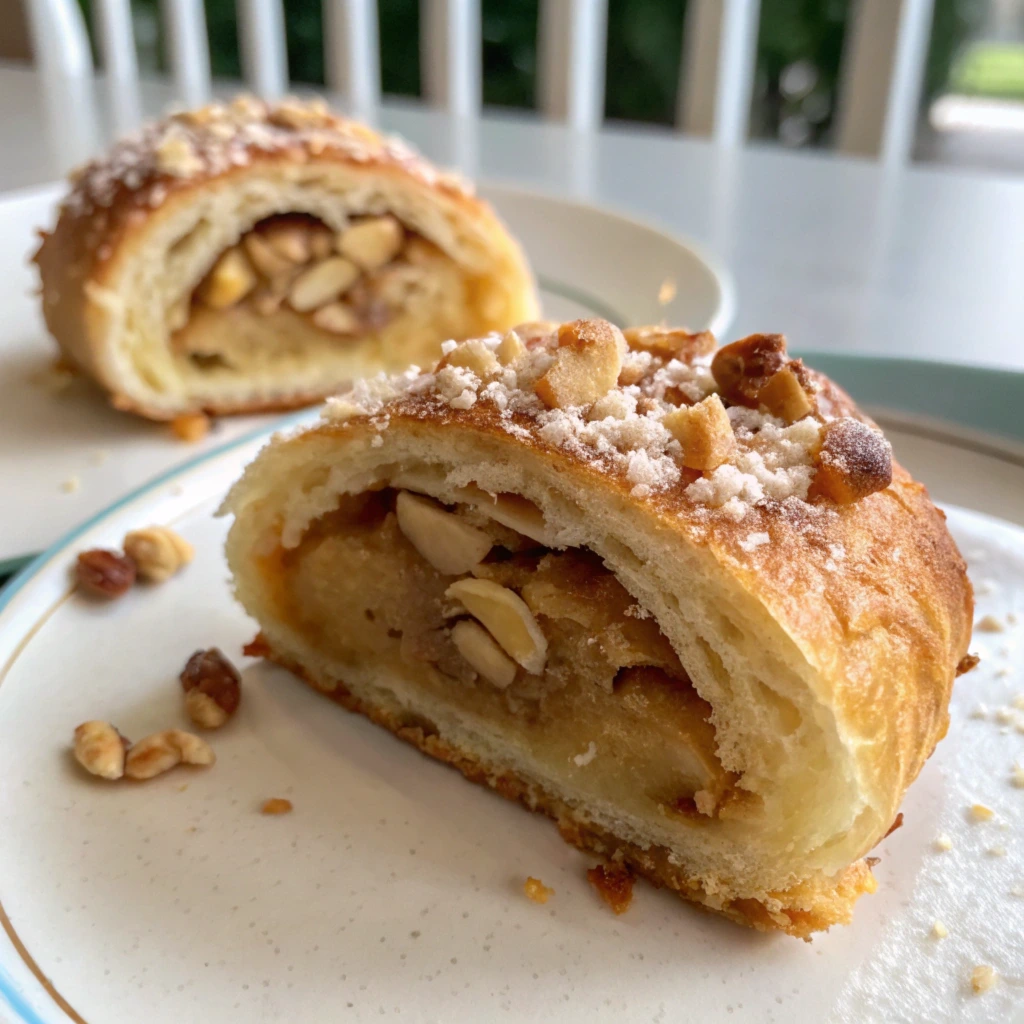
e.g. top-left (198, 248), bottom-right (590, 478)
top-left (222, 319), bottom-right (973, 937)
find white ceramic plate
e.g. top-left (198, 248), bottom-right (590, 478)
top-left (0, 182), bottom-right (733, 574)
top-left (0, 421), bottom-right (1022, 1024)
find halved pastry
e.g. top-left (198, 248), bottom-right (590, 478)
top-left (222, 320), bottom-right (972, 937)
top-left (34, 95), bottom-right (538, 419)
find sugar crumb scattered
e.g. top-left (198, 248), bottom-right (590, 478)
top-left (970, 803), bottom-right (995, 822)
top-left (970, 703), bottom-right (988, 720)
top-left (1012, 763), bottom-right (1024, 789)
top-left (976, 614), bottom-right (1005, 633)
top-left (587, 862), bottom-right (635, 915)
top-left (657, 279), bottom-right (677, 305)
top-left (934, 833), bottom-right (953, 851)
top-left (60, 475), bottom-right (80, 493)
top-left (261, 798), bottom-right (293, 815)
top-left (988, 846), bottom-right (1008, 857)
top-left (523, 876), bottom-right (554, 904)
top-left (970, 964), bottom-right (997, 994)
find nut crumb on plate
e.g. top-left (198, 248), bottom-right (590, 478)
top-left (970, 803), bottom-right (995, 822)
top-left (931, 920), bottom-right (948, 939)
top-left (975, 614), bottom-right (1005, 633)
top-left (180, 648), bottom-right (242, 729)
top-left (73, 721), bottom-right (128, 780)
top-left (171, 412), bottom-right (210, 442)
top-left (60, 475), bottom-right (80, 494)
top-left (75, 548), bottom-right (136, 598)
top-left (124, 729), bottom-right (214, 780)
top-left (586, 862), bottom-right (635, 915)
top-left (1011, 763), bottom-right (1024, 788)
top-left (657, 278), bottom-right (676, 305)
top-left (261, 798), bottom-right (293, 815)
top-left (971, 965), bottom-right (997, 994)
top-left (934, 833), bottom-right (953, 852)
top-left (123, 525), bottom-right (194, 582)
top-left (523, 877), bottom-right (553, 904)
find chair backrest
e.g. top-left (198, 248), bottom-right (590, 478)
top-left (24, 0), bottom-right (936, 164)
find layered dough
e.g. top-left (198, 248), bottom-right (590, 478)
top-left (34, 96), bottom-right (537, 419)
top-left (223, 320), bottom-right (973, 936)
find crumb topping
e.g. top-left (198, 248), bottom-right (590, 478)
top-left (323, 320), bottom-right (891, 528)
top-left (59, 94), bottom-right (469, 221)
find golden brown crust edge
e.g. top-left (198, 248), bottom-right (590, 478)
top-left (247, 633), bottom-right (877, 939)
top-left (33, 96), bottom-right (538, 419)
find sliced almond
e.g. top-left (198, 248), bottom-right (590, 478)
top-left (396, 491), bottom-right (493, 575)
top-left (288, 257), bottom-right (361, 312)
top-left (534, 319), bottom-right (625, 409)
top-left (445, 578), bottom-right (547, 675)
top-left (243, 232), bottom-right (295, 278)
top-left (337, 216), bottom-right (405, 271)
top-left (662, 393), bottom-right (735, 471)
top-left (443, 339), bottom-right (501, 379)
top-left (196, 248), bottom-right (256, 309)
top-left (474, 492), bottom-right (551, 544)
top-left (309, 226), bottom-right (334, 261)
top-left (312, 302), bottom-right (360, 335)
top-left (451, 619), bottom-right (517, 688)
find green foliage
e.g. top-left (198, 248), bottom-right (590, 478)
top-left (75, 0), bottom-right (988, 144)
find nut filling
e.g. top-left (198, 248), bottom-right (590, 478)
top-left (172, 213), bottom-right (467, 372)
top-left (266, 488), bottom-right (737, 821)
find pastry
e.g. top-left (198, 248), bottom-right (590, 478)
top-left (34, 96), bottom-right (538, 419)
top-left (222, 320), bottom-right (973, 937)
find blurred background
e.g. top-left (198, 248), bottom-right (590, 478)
top-left (3, 0), bottom-right (1022, 172)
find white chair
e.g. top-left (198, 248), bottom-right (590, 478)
top-left (24, 0), bottom-right (936, 163)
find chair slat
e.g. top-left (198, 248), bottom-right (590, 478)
top-left (236, 0), bottom-right (289, 98)
top-left (94, 0), bottom-right (139, 82)
top-left (161, 0), bottom-right (212, 106)
top-left (677, 0), bottom-right (759, 145)
top-left (324, 0), bottom-right (381, 117)
top-left (25, 0), bottom-right (93, 77)
top-left (835, 0), bottom-right (935, 163)
top-left (538, 0), bottom-right (608, 131)
top-left (421, 0), bottom-right (481, 117)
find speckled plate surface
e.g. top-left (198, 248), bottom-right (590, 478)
top-left (0, 181), bottom-right (733, 575)
top-left (0, 418), bottom-right (1022, 1024)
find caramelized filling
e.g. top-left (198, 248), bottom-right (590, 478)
top-left (264, 489), bottom-right (735, 820)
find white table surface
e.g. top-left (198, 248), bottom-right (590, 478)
top-left (2, 60), bottom-right (1024, 374)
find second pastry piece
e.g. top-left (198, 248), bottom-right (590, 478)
top-left (34, 95), bottom-right (538, 419)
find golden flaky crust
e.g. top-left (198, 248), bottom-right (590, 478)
top-left (247, 633), bottom-right (877, 939)
top-left (33, 95), bottom-right (538, 418)
top-left (222, 320), bottom-right (972, 935)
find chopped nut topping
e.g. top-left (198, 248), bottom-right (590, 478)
top-left (535, 318), bottom-right (625, 409)
top-left (171, 413), bottom-right (210, 443)
top-left (445, 578), bottom-right (548, 675)
top-left (523, 877), bottom-right (554, 904)
top-left (337, 216), bottom-right (404, 271)
top-left (758, 364), bottom-right (815, 423)
top-left (196, 247), bottom-right (256, 309)
top-left (123, 525), bottom-right (194, 583)
top-left (810, 417), bottom-right (893, 504)
top-left (124, 729), bottom-right (214, 780)
top-left (154, 132), bottom-right (203, 177)
top-left (971, 965), bottom-right (997, 994)
top-left (496, 329), bottom-right (526, 366)
top-left (180, 648), bottom-right (242, 729)
top-left (451, 619), bottom-right (518, 689)
top-left (442, 338), bottom-right (501, 379)
top-left (710, 333), bottom-right (788, 407)
top-left (970, 803), bottom-right (995, 822)
top-left (662, 393), bottom-right (735, 471)
top-left (76, 549), bottom-right (136, 599)
top-left (622, 326), bottom-right (715, 363)
top-left (73, 721), bottom-right (128, 780)
top-left (395, 491), bottom-right (493, 575)
top-left (976, 614), bottom-right (1005, 633)
top-left (586, 862), bottom-right (635, 914)
top-left (261, 798), bottom-right (293, 815)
